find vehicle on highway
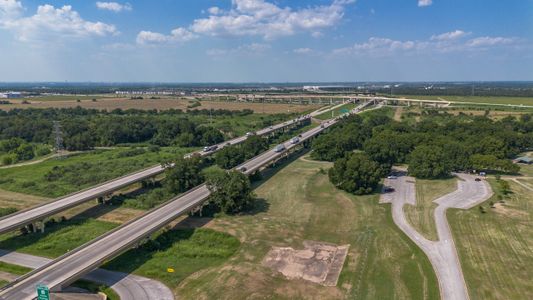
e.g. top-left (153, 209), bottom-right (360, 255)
top-left (387, 175), bottom-right (398, 179)
top-left (246, 131), bottom-right (256, 137)
top-left (203, 145), bottom-right (218, 152)
top-left (274, 144), bottom-right (286, 153)
top-left (475, 178), bottom-right (481, 182)
top-left (320, 124), bottom-right (325, 128)
top-left (237, 166), bottom-right (247, 172)
top-left (291, 137), bottom-right (300, 144)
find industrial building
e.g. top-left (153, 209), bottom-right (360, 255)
top-left (0, 92), bottom-right (22, 99)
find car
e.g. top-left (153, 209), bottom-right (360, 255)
top-left (475, 178), bottom-right (481, 182)
top-left (291, 137), bottom-right (300, 144)
top-left (320, 124), bottom-right (325, 128)
top-left (246, 131), bottom-right (255, 137)
top-left (274, 144), bottom-right (286, 153)
top-left (203, 146), bottom-right (210, 152)
top-left (298, 134), bottom-right (302, 138)
top-left (237, 166), bottom-right (247, 172)
top-left (383, 187), bottom-right (395, 193)
top-left (387, 175), bottom-right (397, 179)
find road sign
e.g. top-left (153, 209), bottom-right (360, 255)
top-left (36, 284), bottom-right (50, 300)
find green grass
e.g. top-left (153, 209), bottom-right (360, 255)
top-left (0, 261), bottom-right (32, 275)
top-left (0, 147), bottom-right (190, 198)
top-left (0, 219), bottom-right (118, 258)
top-left (72, 279), bottom-right (120, 300)
top-left (104, 228), bottom-right (240, 288)
top-left (315, 103), bottom-right (357, 120)
top-left (448, 179), bottom-right (533, 300)
top-left (176, 156), bottom-right (439, 299)
top-left (404, 178), bottom-right (458, 241)
top-left (387, 95), bottom-right (533, 106)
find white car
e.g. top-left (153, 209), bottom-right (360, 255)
top-left (387, 175), bottom-right (397, 179)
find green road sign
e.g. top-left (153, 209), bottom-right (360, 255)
top-left (36, 284), bottom-right (50, 300)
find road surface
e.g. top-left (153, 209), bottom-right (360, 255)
top-left (0, 115), bottom-right (312, 236)
top-left (381, 173), bottom-right (492, 300)
top-left (0, 250), bottom-right (173, 300)
top-left (0, 102), bottom-right (371, 299)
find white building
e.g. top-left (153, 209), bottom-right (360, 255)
top-left (0, 92), bottom-right (22, 99)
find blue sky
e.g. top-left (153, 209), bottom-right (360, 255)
top-left (0, 0), bottom-right (531, 82)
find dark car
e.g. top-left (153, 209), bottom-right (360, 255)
top-left (383, 187), bottom-right (395, 193)
top-left (475, 178), bottom-right (481, 182)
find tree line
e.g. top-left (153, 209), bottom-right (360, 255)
top-left (314, 111), bottom-right (533, 194)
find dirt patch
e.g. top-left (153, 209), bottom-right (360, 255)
top-left (2, 98), bottom-right (319, 114)
top-left (492, 203), bottom-right (528, 219)
top-left (263, 240), bottom-right (349, 286)
top-left (0, 188), bottom-right (50, 209)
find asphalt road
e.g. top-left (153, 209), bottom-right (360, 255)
top-left (0, 115), bottom-right (313, 236)
top-left (0, 102), bottom-right (370, 300)
top-left (381, 173), bottom-right (492, 300)
top-left (0, 250), bottom-right (173, 300)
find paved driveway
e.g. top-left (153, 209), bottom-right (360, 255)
top-left (381, 173), bottom-right (492, 300)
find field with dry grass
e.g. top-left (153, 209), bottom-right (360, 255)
top-left (404, 178), bottom-right (458, 241)
top-left (176, 155), bottom-right (439, 299)
top-left (1, 97), bottom-right (320, 114)
top-left (448, 179), bottom-right (532, 300)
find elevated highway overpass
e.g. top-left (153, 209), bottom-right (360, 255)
top-left (0, 102), bottom-right (372, 300)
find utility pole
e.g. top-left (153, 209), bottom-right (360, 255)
top-left (53, 121), bottom-right (64, 153)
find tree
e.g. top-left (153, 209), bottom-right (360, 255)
top-left (407, 145), bottom-right (451, 179)
top-left (470, 154), bottom-right (520, 174)
top-left (205, 168), bottom-right (254, 214)
top-left (164, 156), bottom-right (204, 194)
top-left (14, 143), bottom-right (34, 161)
top-left (214, 146), bottom-right (245, 169)
top-left (328, 152), bottom-right (383, 195)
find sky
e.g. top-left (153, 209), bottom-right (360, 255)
top-left (0, 0), bottom-right (532, 82)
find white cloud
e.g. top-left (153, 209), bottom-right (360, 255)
top-left (431, 30), bottom-right (469, 41)
top-left (190, 0), bottom-right (355, 39)
top-left (418, 0), bottom-right (432, 7)
top-left (466, 36), bottom-right (515, 47)
top-left (1, 3), bottom-right (117, 41)
top-left (293, 47), bottom-right (313, 54)
top-left (333, 31), bottom-right (519, 56)
top-left (136, 27), bottom-right (197, 44)
top-left (207, 6), bottom-right (221, 15)
top-left (96, 2), bottom-right (132, 12)
top-left (0, 0), bottom-right (23, 21)
top-left (207, 43), bottom-right (271, 56)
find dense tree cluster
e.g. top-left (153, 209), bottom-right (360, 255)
top-left (0, 107), bottom-right (283, 151)
top-left (204, 168), bottom-right (254, 214)
top-left (214, 135), bottom-right (269, 169)
top-left (313, 110), bottom-right (533, 187)
top-left (0, 137), bottom-right (51, 165)
top-left (328, 152), bottom-right (384, 194)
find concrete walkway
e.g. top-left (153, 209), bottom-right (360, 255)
top-left (0, 250), bottom-right (174, 300)
top-left (381, 173), bottom-right (493, 300)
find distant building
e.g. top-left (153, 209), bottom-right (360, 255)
top-left (514, 156), bottom-right (533, 164)
top-left (0, 92), bottom-right (22, 99)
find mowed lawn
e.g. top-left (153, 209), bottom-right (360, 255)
top-left (448, 179), bottom-right (533, 300)
top-left (404, 178), bottom-right (458, 241)
top-left (176, 156), bottom-right (439, 300)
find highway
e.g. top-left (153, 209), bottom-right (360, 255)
top-left (0, 114), bottom-right (312, 236)
top-left (0, 102), bottom-right (370, 300)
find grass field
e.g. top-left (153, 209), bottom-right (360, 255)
top-left (448, 179), bottom-right (532, 300)
top-left (0, 261), bottom-right (32, 275)
top-left (404, 178), bottom-right (458, 241)
top-left (389, 95), bottom-right (533, 106)
top-left (0, 218), bottom-right (118, 258)
top-left (315, 103), bottom-right (357, 120)
top-left (3, 97), bottom-right (320, 114)
top-left (0, 147), bottom-right (189, 198)
top-left (176, 156), bottom-right (439, 299)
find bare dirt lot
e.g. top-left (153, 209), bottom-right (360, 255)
top-left (263, 240), bottom-right (349, 287)
top-left (2, 98), bottom-right (320, 114)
